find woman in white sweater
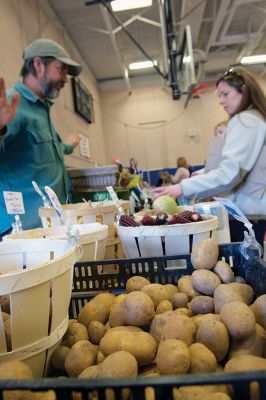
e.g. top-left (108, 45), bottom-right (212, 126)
top-left (153, 67), bottom-right (266, 215)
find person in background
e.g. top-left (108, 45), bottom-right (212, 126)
top-left (157, 170), bottom-right (172, 186)
top-left (153, 67), bottom-right (266, 217)
top-left (171, 156), bottom-right (190, 183)
top-left (192, 120), bottom-right (227, 176)
top-left (0, 38), bottom-right (82, 238)
top-left (129, 157), bottom-right (139, 174)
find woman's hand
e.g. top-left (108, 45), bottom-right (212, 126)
top-left (152, 183), bottom-right (183, 199)
top-left (0, 77), bottom-right (19, 131)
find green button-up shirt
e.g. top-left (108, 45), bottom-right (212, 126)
top-left (0, 81), bottom-right (73, 233)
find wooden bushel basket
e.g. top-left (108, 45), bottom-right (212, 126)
top-left (39, 201), bottom-right (130, 259)
top-left (0, 239), bottom-right (77, 377)
top-left (117, 216), bottom-right (219, 264)
top-left (4, 223), bottom-right (109, 262)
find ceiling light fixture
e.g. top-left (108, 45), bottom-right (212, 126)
top-left (111, 0), bottom-right (152, 12)
top-left (129, 60), bottom-right (157, 70)
top-left (240, 54), bottom-right (266, 65)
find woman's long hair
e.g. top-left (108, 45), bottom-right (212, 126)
top-left (216, 67), bottom-right (266, 120)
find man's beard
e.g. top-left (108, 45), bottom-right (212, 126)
top-left (39, 75), bottom-right (64, 100)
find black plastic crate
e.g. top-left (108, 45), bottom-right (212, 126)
top-left (0, 243), bottom-right (266, 400)
top-left (70, 242), bottom-right (265, 319)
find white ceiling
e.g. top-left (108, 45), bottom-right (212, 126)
top-left (47, 0), bottom-right (266, 95)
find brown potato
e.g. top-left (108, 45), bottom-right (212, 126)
top-left (189, 343), bottom-right (217, 373)
top-left (174, 308), bottom-right (190, 317)
top-left (64, 340), bottom-right (98, 377)
top-left (88, 321), bottom-right (107, 344)
top-left (190, 296), bottom-right (214, 315)
top-left (78, 364), bottom-right (101, 378)
top-left (192, 270), bottom-right (221, 296)
top-left (228, 323), bottom-right (266, 359)
top-left (149, 311), bottom-right (176, 343)
top-left (171, 292), bottom-right (189, 309)
top-left (156, 339), bottom-right (190, 375)
top-left (191, 238), bottom-right (219, 270)
top-left (214, 282), bottom-right (254, 313)
top-left (160, 313), bottom-right (196, 346)
top-left (100, 351), bottom-right (138, 377)
top-left (0, 360), bottom-right (33, 379)
top-left (220, 301), bottom-right (256, 340)
top-left (178, 276), bottom-right (201, 300)
top-left (225, 355), bottom-right (266, 400)
top-left (225, 354), bottom-right (266, 372)
top-left (123, 291), bottom-right (155, 326)
top-left (141, 283), bottom-right (170, 307)
top-left (78, 300), bottom-right (108, 326)
top-left (100, 330), bottom-right (157, 367)
top-left (0, 360), bottom-right (33, 400)
top-left (156, 300), bottom-right (173, 314)
top-left (192, 313), bottom-right (220, 330)
top-left (173, 386), bottom-right (229, 400)
top-left (50, 345), bottom-right (70, 371)
top-left (196, 320), bottom-right (229, 362)
top-left (62, 322), bottom-right (89, 347)
top-left (126, 276), bottom-right (150, 292)
top-left (108, 298), bottom-right (126, 327)
top-left (213, 261), bottom-right (234, 283)
top-left (97, 350), bottom-right (106, 364)
top-left (163, 284), bottom-right (179, 298)
top-left (250, 294), bottom-right (266, 330)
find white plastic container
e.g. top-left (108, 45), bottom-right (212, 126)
top-left (193, 201), bottom-right (231, 244)
top-left (0, 239), bottom-right (77, 377)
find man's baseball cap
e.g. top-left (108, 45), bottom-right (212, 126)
top-left (23, 38), bottom-right (82, 76)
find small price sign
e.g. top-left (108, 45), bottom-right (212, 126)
top-left (79, 134), bottom-right (91, 159)
top-left (106, 186), bottom-right (123, 215)
top-left (45, 186), bottom-right (64, 221)
top-left (3, 191), bottom-right (25, 215)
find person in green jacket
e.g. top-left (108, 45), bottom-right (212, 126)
top-left (0, 38), bottom-right (82, 238)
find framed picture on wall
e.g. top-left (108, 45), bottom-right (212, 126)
top-left (71, 78), bottom-right (95, 123)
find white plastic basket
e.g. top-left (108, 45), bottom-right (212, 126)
top-left (0, 239), bottom-right (77, 377)
top-left (3, 223), bottom-right (109, 262)
top-left (68, 165), bottom-right (118, 188)
top-left (117, 216), bottom-right (219, 259)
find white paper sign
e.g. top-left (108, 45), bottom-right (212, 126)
top-left (79, 134), bottom-right (91, 159)
top-left (106, 186), bottom-right (123, 215)
top-left (45, 186), bottom-right (64, 221)
top-left (3, 191), bottom-right (25, 214)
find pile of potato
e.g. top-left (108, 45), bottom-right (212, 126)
top-left (1, 237), bottom-right (266, 400)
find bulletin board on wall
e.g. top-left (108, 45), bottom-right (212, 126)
top-left (71, 78), bottom-right (95, 124)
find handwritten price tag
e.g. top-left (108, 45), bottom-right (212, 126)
top-left (45, 186), bottom-right (64, 221)
top-left (3, 191), bottom-right (25, 214)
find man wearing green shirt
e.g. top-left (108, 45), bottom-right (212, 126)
top-left (0, 38), bottom-right (82, 237)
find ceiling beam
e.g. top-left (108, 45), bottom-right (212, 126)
top-left (237, 19), bottom-right (266, 62)
top-left (178, 0), bottom-right (207, 42)
top-left (99, 4), bottom-right (132, 93)
top-left (205, 0), bottom-right (231, 56)
top-left (216, 32), bottom-right (259, 46)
